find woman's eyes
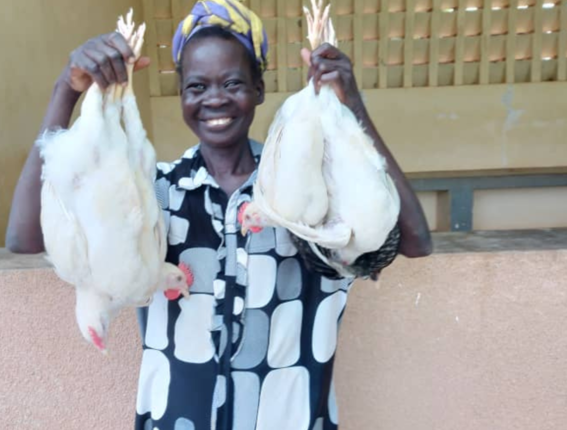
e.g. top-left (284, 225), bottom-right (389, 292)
top-left (185, 80), bottom-right (243, 92)
top-left (186, 83), bottom-right (206, 91)
top-left (225, 80), bottom-right (243, 88)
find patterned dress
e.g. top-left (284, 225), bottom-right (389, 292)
top-left (134, 140), bottom-right (398, 430)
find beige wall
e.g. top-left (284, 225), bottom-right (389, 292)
top-left (474, 187), bottom-right (567, 230)
top-left (417, 186), bottom-right (567, 232)
top-left (1, 242), bottom-right (566, 429)
top-left (337, 248), bottom-right (567, 430)
top-left (0, 0), bottom-right (152, 246)
top-left (151, 82), bottom-right (567, 172)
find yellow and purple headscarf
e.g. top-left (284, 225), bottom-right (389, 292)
top-left (172, 0), bottom-right (268, 73)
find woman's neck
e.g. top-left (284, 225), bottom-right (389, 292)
top-left (200, 139), bottom-right (256, 177)
top-left (199, 138), bottom-right (257, 196)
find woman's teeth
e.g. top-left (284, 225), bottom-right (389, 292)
top-left (206, 118), bottom-right (232, 127)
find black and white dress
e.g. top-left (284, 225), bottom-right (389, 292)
top-left (135, 140), bottom-right (399, 430)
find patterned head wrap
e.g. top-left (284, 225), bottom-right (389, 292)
top-left (172, 0), bottom-right (268, 73)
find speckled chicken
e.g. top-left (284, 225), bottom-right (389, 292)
top-left (38, 10), bottom-right (192, 353)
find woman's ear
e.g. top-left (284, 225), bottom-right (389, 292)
top-left (256, 78), bottom-right (265, 105)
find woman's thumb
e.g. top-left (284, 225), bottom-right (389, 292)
top-left (134, 56), bottom-right (151, 72)
top-left (300, 48), bottom-right (312, 67)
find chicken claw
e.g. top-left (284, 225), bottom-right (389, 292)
top-left (304, 0), bottom-right (337, 49)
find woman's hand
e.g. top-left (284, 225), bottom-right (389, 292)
top-left (62, 32), bottom-right (150, 93)
top-left (301, 43), bottom-right (363, 115)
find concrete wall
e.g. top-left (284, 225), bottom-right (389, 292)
top-left (337, 247), bottom-right (567, 430)
top-left (151, 83), bottom-right (567, 172)
top-left (1, 233), bottom-right (566, 430)
top-left (0, 0), bottom-right (152, 246)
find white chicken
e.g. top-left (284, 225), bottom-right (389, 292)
top-left (241, 0), bottom-right (401, 277)
top-left (243, 2), bottom-right (350, 250)
top-left (249, 80), bottom-right (351, 249)
top-left (38, 10), bottom-right (191, 353)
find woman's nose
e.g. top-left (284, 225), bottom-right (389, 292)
top-left (202, 86), bottom-right (229, 107)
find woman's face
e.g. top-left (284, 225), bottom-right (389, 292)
top-left (180, 36), bottom-right (265, 149)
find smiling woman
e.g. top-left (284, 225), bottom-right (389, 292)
top-left (179, 29), bottom-right (265, 154)
top-left (5, 0), bottom-right (431, 429)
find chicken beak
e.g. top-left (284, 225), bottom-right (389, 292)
top-left (241, 226), bottom-right (249, 236)
top-left (181, 288), bottom-right (190, 299)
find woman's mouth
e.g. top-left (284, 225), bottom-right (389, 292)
top-left (202, 117), bottom-right (234, 130)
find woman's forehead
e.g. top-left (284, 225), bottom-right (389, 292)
top-left (183, 36), bottom-right (249, 66)
top-left (181, 36), bottom-right (255, 81)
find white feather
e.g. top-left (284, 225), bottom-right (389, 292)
top-left (317, 86), bottom-right (401, 265)
top-left (257, 81), bottom-right (329, 226)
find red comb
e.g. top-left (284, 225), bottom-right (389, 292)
top-left (88, 326), bottom-right (106, 352)
top-left (179, 262), bottom-right (194, 287)
top-left (237, 202), bottom-right (250, 226)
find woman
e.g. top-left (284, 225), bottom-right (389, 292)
top-left (6, 1), bottom-right (431, 429)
